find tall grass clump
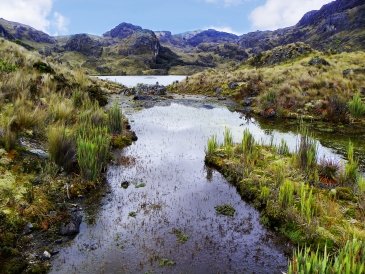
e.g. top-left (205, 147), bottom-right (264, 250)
top-left (348, 93), bottom-right (365, 118)
top-left (241, 129), bottom-right (255, 155)
top-left (345, 141), bottom-right (359, 185)
top-left (223, 127), bottom-right (233, 147)
top-left (276, 139), bottom-right (290, 155)
top-left (108, 102), bottom-right (122, 134)
top-left (206, 135), bottom-right (218, 156)
top-left (296, 125), bottom-right (318, 173)
top-left (299, 183), bottom-right (316, 223)
top-left (48, 125), bottom-right (76, 173)
top-left (288, 239), bottom-right (365, 274)
top-left (76, 114), bottom-right (110, 181)
top-left (278, 179), bottom-right (295, 208)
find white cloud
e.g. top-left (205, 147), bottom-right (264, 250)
top-left (204, 0), bottom-right (244, 7)
top-left (207, 26), bottom-right (241, 35)
top-left (249, 0), bottom-right (332, 30)
top-left (52, 12), bottom-right (69, 35)
top-left (0, 0), bottom-right (69, 34)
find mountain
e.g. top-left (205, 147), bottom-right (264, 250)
top-left (238, 0), bottom-right (365, 53)
top-left (0, 0), bottom-right (364, 75)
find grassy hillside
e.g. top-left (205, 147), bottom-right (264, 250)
top-left (171, 45), bottom-right (365, 124)
top-left (0, 38), bottom-right (132, 273)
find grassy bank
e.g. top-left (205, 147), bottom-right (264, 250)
top-left (205, 127), bottom-right (365, 273)
top-left (0, 38), bottom-right (134, 273)
top-left (171, 45), bottom-right (365, 125)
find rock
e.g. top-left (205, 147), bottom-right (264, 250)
top-left (130, 131), bottom-right (138, 142)
top-left (133, 95), bottom-right (153, 101)
top-left (59, 214), bottom-right (82, 236)
top-left (31, 176), bottom-right (42, 186)
top-left (217, 96), bottom-right (226, 101)
top-left (343, 69), bottom-right (354, 78)
top-left (215, 87), bottom-right (222, 95)
top-left (19, 138), bottom-right (48, 159)
top-left (42, 251), bottom-right (51, 260)
top-left (243, 97), bottom-right (254, 107)
top-left (54, 239), bottom-right (63, 244)
top-left (23, 223), bottom-right (34, 235)
top-left (308, 56), bottom-right (330, 66)
top-left (121, 181), bottom-right (130, 189)
top-left (228, 82), bottom-right (239, 89)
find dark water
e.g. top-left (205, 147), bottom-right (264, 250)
top-left (50, 97), bottom-right (351, 274)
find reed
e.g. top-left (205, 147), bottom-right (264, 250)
top-left (108, 102), bottom-right (122, 134)
top-left (288, 239), bottom-right (365, 274)
top-left (348, 93), bottom-right (365, 118)
top-left (345, 141), bottom-right (359, 185)
top-left (278, 179), bottom-right (295, 208)
top-left (206, 135), bottom-right (218, 156)
top-left (276, 139), bottom-right (290, 155)
top-left (299, 183), bottom-right (316, 223)
top-left (241, 129), bottom-right (255, 155)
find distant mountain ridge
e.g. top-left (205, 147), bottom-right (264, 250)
top-left (0, 0), bottom-right (364, 75)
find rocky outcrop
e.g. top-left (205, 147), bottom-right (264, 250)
top-left (187, 29), bottom-right (239, 47)
top-left (64, 34), bottom-right (103, 57)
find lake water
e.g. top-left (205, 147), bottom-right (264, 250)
top-left (98, 75), bottom-right (187, 87)
top-left (50, 95), bottom-right (363, 274)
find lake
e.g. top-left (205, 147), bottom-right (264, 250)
top-left (97, 75), bottom-right (187, 87)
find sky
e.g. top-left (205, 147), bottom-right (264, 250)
top-left (0, 0), bottom-right (333, 36)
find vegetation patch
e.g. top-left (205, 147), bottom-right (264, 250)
top-left (205, 127), bottom-right (365, 273)
top-left (158, 258), bottom-right (176, 267)
top-left (215, 204), bottom-right (236, 217)
top-left (171, 228), bottom-right (189, 244)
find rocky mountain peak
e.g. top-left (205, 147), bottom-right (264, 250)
top-left (103, 22), bottom-right (144, 39)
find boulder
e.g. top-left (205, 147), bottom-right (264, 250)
top-left (228, 82), bottom-right (239, 89)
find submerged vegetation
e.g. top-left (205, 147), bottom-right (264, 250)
top-left (0, 38), bottom-right (133, 272)
top-left (205, 126), bottom-right (365, 272)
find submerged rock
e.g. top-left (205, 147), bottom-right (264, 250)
top-left (121, 181), bottom-right (130, 189)
top-left (59, 214), bottom-right (82, 236)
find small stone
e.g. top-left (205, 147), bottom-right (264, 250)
top-left (23, 223), bottom-right (34, 235)
top-left (55, 239), bottom-right (63, 244)
top-left (42, 251), bottom-right (51, 260)
top-left (121, 181), bottom-right (130, 189)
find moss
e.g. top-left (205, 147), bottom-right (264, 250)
top-left (111, 134), bottom-right (133, 149)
